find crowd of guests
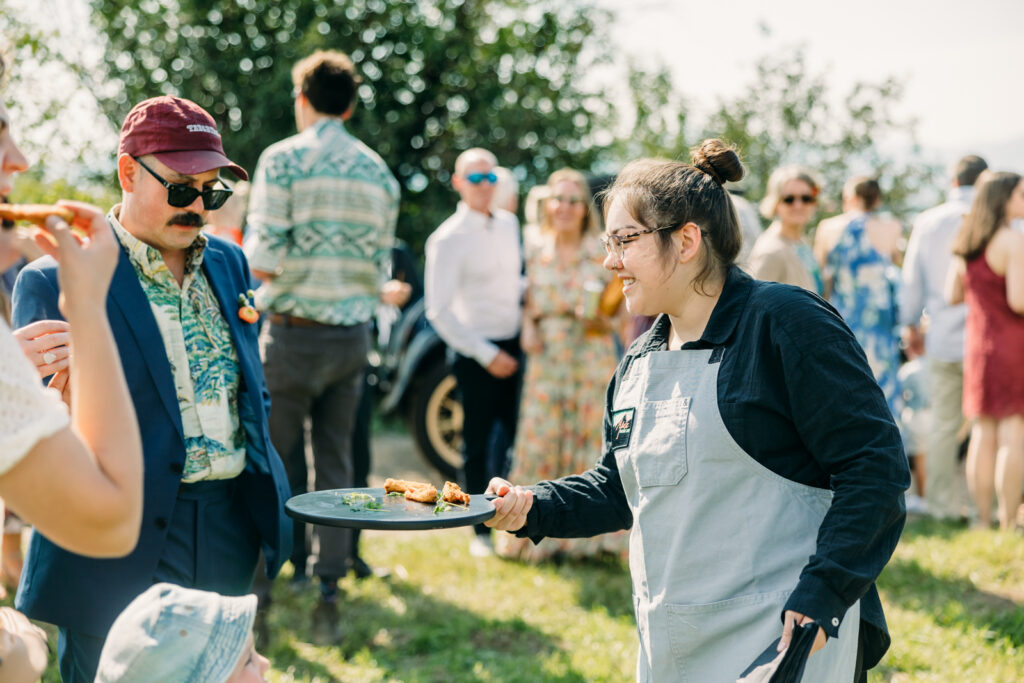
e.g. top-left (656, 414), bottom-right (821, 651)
top-left (0, 38), bottom-right (1022, 681)
top-left (747, 156), bottom-right (1024, 532)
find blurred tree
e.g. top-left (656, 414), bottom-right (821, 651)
top-left (612, 60), bottom-right (688, 163)
top-left (89, 0), bottom-right (614, 251)
top-left (1, 3), bottom-right (120, 194)
top-left (614, 46), bottom-right (940, 221)
top-left (6, 166), bottom-right (120, 207)
top-left (705, 48), bottom-right (940, 220)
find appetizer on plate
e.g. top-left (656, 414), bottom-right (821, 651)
top-left (442, 481), bottom-right (470, 505)
top-left (383, 478), bottom-right (471, 505)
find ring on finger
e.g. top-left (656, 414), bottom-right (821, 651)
top-left (42, 351), bottom-right (57, 364)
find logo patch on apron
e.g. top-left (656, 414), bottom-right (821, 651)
top-left (610, 408), bottom-right (635, 450)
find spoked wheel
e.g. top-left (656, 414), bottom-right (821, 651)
top-left (410, 360), bottom-right (463, 480)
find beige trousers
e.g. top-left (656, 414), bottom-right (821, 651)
top-left (927, 358), bottom-right (968, 519)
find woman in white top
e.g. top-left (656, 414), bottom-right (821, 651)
top-left (0, 72), bottom-right (142, 559)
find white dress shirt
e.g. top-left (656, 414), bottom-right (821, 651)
top-left (899, 186), bottom-right (974, 361)
top-left (425, 203), bottom-right (524, 367)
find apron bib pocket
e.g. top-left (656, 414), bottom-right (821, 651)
top-left (632, 396), bottom-right (690, 487)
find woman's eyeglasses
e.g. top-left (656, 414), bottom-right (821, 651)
top-left (134, 157), bottom-right (233, 211)
top-left (780, 194), bottom-right (816, 205)
top-left (600, 224), bottom-right (677, 259)
top-left (464, 171), bottom-right (498, 185)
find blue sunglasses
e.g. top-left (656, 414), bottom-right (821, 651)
top-left (464, 171), bottom-right (498, 185)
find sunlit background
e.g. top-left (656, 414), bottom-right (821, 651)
top-left (3, 0), bottom-right (1022, 247)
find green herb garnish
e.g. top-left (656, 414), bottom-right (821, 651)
top-left (342, 492), bottom-right (384, 512)
top-left (433, 496), bottom-right (451, 515)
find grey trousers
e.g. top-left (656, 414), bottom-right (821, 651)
top-left (260, 320), bottom-right (369, 579)
top-left (927, 357), bottom-right (968, 519)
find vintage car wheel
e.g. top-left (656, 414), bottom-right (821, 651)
top-left (410, 360), bottom-right (463, 480)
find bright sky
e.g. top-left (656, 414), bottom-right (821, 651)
top-left (600, 0), bottom-right (1024, 172)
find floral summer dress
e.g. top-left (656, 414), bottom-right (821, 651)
top-left (826, 213), bottom-right (903, 422)
top-left (496, 236), bottom-right (628, 562)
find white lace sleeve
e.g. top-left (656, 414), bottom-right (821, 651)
top-left (0, 318), bottom-right (69, 474)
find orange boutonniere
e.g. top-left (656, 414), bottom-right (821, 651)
top-left (237, 290), bottom-right (259, 324)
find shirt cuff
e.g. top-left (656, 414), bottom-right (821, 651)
top-left (783, 573), bottom-right (850, 640)
top-left (473, 342), bottom-right (500, 370)
top-left (514, 484), bottom-right (556, 543)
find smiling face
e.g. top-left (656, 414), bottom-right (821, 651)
top-left (452, 157), bottom-right (497, 214)
top-left (774, 178), bottom-right (817, 231)
top-left (118, 154), bottom-right (221, 258)
top-left (0, 100), bottom-right (29, 198)
top-left (545, 179), bottom-right (588, 237)
top-left (602, 197), bottom-right (685, 317)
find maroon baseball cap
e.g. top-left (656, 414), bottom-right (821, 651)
top-left (118, 96), bottom-right (248, 180)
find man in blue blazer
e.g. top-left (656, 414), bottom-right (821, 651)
top-left (12, 96), bottom-right (292, 682)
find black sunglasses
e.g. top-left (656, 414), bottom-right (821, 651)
top-left (781, 194), bottom-right (816, 205)
top-left (134, 157), bottom-right (233, 211)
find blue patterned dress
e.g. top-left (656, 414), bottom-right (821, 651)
top-left (826, 214), bottom-right (903, 422)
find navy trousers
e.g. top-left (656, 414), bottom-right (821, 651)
top-left (58, 479), bottom-right (261, 682)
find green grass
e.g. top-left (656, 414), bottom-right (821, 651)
top-left (872, 518), bottom-right (1024, 681)
top-left (18, 517), bottom-right (1024, 682)
top-left (262, 529), bottom-right (636, 682)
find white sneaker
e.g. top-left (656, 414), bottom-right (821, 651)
top-left (469, 535), bottom-right (494, 558)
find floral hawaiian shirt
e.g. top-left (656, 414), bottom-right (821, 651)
top-left (109, 208), bottom-right (246, 482)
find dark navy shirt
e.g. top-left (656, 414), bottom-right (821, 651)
top-left (518, 265), bottom-right (908, 669)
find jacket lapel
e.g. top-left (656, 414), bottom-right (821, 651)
top-left (202, 247), bottom-right (263, 423)
top-left (108, 249), bottom-right (185, 442)
top-left (203, 247), bottom-right (248, 364)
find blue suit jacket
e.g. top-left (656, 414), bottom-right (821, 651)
top-left (11, 231), bottom-right (292, 635)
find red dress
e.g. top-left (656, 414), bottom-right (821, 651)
top-left (962, 255), bottom-right (1024, 418)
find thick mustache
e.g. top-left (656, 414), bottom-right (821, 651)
top-left (167, 212), bottom-right (204, 228)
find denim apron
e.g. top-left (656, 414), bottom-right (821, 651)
top-left (611, 346), bottom-right (860, 682)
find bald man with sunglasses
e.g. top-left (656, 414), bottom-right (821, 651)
top-left (425, 148), bottom-right (525, 557)
top-left (12, 95), bottom-right (291, 682)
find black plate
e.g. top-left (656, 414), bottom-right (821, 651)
top-left (285, 487), bottom-right (496, 530)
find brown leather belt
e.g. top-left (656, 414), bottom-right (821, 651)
top-left (268, 312), bottom-right (334, 328)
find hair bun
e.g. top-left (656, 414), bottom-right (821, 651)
top-left (691, 139), bottom-right (744, 186)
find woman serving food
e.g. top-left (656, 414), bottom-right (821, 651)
top-left (486, 141), bottom-right (908, 682)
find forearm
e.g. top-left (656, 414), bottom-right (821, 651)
top-left (424, 240), bottom-right (497, 365)
top-left (519, 457), bottom-right (632, 541)
top-left (428, 309), bottom-right (498, 367)
top-left (785, 465), bottom-right (906, 637)
top-left (785, 341), bottom-right (910, 637)
top-left (64, 304), bottom-right (143, 539)
top-left (2, 308), bottom-right (145, 556)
